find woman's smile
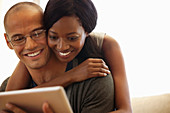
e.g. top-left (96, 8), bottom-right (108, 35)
top-left (48, 16), bottom-right (87, 63)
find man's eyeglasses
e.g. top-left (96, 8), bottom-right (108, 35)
top-left (7, 29), bottom-right (46, 46)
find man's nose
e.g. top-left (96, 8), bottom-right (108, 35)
top-left (56, 38), bottom-right (69, 51)
top-left (24, 37), bottom-right (38, 50)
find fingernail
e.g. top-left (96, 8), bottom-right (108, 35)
top-left (6, 103), bottom-right (12, 109)
top-left (104, 73), bottom-right (107, 76)
top-left (46, 103), bottom-right (49, 108)
top-left (44, 102), bottom-right (49, 108)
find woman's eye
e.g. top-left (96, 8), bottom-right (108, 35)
top-left (68, 36), bottom-right (78, 41)
top-left (49, 35), bottom-right (58, 40)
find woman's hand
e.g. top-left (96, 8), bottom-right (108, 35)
top-left (36, 58), bottom-right (111, 88)
top-left (68, 58), bottom-right (111, 82)
top-left (0, 102), bottom-right (54, 113)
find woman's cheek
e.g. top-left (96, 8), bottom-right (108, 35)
top-left (48, 38), bottom-right (53, 48)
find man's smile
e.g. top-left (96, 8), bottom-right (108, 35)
top-left (25, 50), bottom-right (42, 57)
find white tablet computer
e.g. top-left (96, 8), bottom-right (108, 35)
top-left (0, 86), bottom-right (73, 113)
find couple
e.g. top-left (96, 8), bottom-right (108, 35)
top-left (1, 0), bottom-right (132, 113)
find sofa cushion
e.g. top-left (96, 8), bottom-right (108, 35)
top-left (131, 93), bottom-right (170, 113)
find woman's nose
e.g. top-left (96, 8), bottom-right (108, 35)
top-left (56, 38), bottom-right (69, 51)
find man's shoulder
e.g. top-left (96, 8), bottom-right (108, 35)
top-left (76, 74), bottom-right (114, 113)
top-left (87, 73), bottom-right (113, 85)
top-left (76, 74), bottom-right (113, 94)
top-left (88, 74), bottom-right (113, 91)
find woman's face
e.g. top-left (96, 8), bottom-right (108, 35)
top-left (48, 16), bottom-right (87, 63)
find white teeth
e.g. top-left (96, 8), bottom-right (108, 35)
top-left (59, 51), bottom-right (71, 56)
top-left (27, 51), bottom-right (41, 57)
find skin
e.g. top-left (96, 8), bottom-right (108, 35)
top-left (4, 8), bottom-right (66, 86)
top-left (3, 14), bottom-right (132, 113)
top-left (48, 16), bottom-right (87, 63)
top-left (0, 102), bottom-right (53, 113)
top-left (3, 7), bottom-right (66, 113)
top-left (5, 8), bottom-right (50, 70)
top-left (4, 7), bottom-right (109, 88)
top-left (48, 15), bottom-right (132, 113)
top-left (103, 36), bottom-right (132, 113)
top-left (2, 5), bottom-right (111, 113)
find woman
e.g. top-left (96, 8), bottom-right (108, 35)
top-left (4, 0), bottom-right (132, 113)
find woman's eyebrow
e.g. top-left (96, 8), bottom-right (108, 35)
top-left (49, 30), bottom-right (57, 35)
top-left (66, 32), bottom-right (78, 36)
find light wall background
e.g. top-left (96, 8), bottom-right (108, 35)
top-left (0, 0), bottom-right (170, 98)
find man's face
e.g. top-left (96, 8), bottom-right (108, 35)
top-left (5, 8), bottom-right (50, 69)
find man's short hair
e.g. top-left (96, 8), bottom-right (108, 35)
top-left (4, 2), bottom-right (43, 31)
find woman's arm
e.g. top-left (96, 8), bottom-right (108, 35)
top-left (5, 58), bottom-right (110, 90)
top-left (102, 35), bottom-right (132, 113)
top-left (5, 61), bottom-right (31, 91)
top-left (36, 58), bottom-right (110, 88)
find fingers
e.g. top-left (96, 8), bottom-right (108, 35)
top-left (86, 58), bottom-right (105, 63)
top-left (89, 62), bottom-right (109, 70)
top-left (1, 102), bottom-right (54, 113)
top-left (99, 68), bottom-right (110, 75)
top-left (0, 110), bottom-right (12, 113)
top-left (72, 58), bottom-right (111, 81)
top-left (85, 58), bottom-right (111, 76)
top-left (4, 103), bottom-right (26, 113)
top-left (86, 58), bottom-right (109, 69)
top-left (88, 60), bottom-right (110, 73)
top-left (90, 68), bottom-right (110, 76)
top-left (91, 72), bottom-right (107, 77)
top-left (42, 102), bottom-right (54, 113)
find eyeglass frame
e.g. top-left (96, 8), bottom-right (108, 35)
top-left (7, 29), bottom-right (46, 46)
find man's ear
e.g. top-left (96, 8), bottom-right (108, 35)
top-left (4, 33), bottom-right (13, 49)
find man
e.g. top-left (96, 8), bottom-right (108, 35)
top-left (1, 2), bottom-right (114, 113)
top-left (3, 2), bottom-right (69, 90)
top-left (2, 2), bottom-right (61, 113)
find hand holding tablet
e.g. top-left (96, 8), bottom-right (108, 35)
top-left (0, 86), bottom-right (73, 113)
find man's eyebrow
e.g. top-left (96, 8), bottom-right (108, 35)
top-left (10, 26), bottom-right (44, 39)
top-left (32, 26), bottom-right (44, 32)
top-left (11, 34), bottom-right (22, 39)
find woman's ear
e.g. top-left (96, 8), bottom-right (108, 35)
top-left (85, 32), bottom-right (89, 37)
top-left (4, 33), bottom-right (13, 49)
